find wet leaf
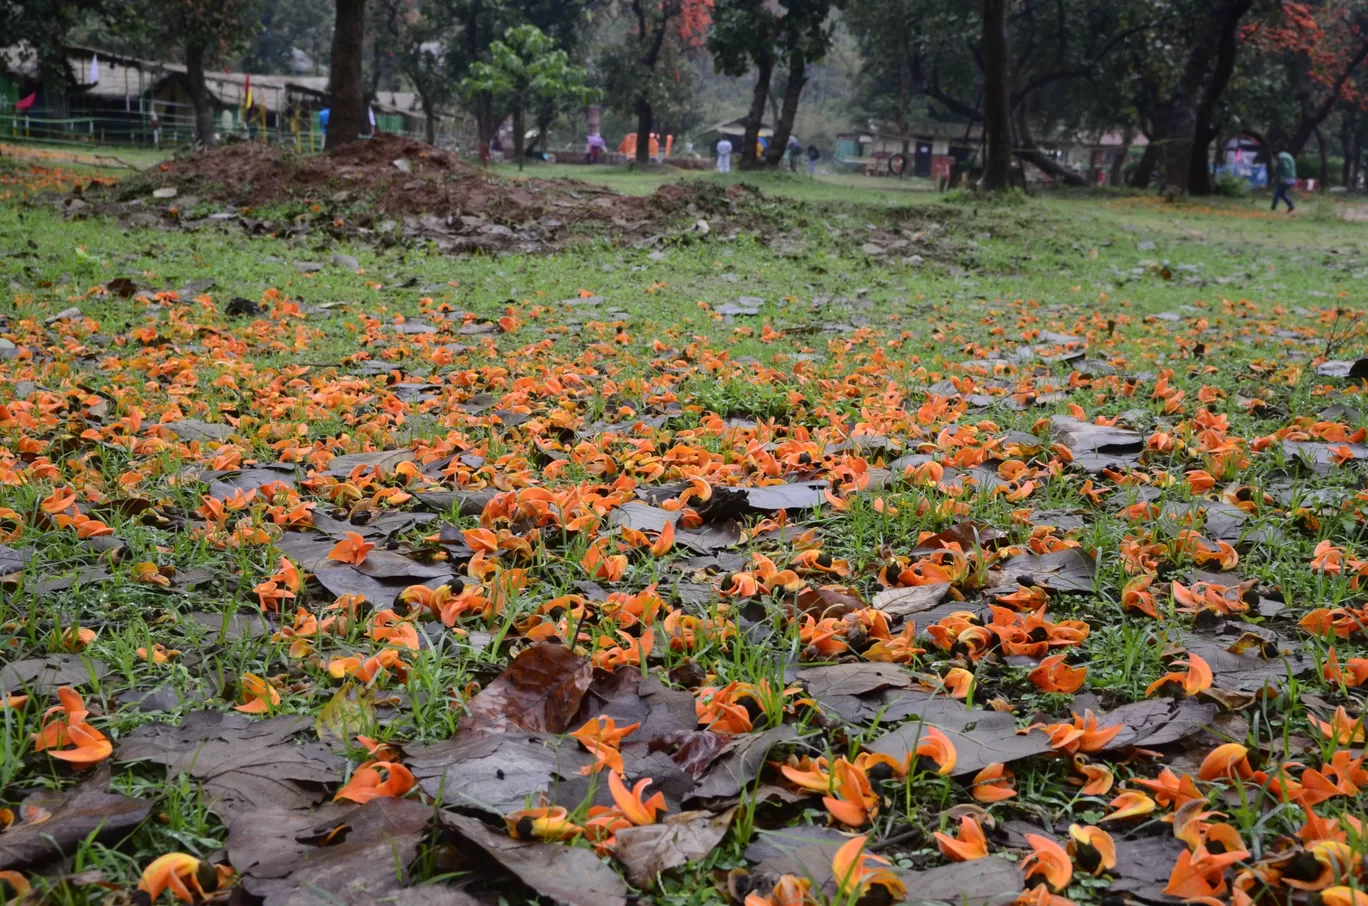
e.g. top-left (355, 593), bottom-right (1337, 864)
top-left (689, 725), bottom-right (797, 802)
top-left (118, 712), bottom-right (343, 822)
top-left (0, 767), bottom-right (151, 870)
top-left (443, 812), bottom-right (628, 906)
top-left (0, 654), bottom-right (109, 696)
top-left (871, 582), bottom-right (952, 617)
top-left (615, 808), bottom-right (735, 886)
top-left (227, 798), bottom-right (434, 906)
top-left (316, 684), bottom-right (376, 745)
top-left (461, 641), bottom-right (593, 734)
top-left (408, 732), bottom-right (591, 816)
top-left (871, 708), bottom-right (1053, 776)
top-left (1095, 698), bottom-right (1218, 752)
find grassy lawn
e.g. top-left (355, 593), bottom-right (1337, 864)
top-left (1, 150), bottom-right (1366, 906)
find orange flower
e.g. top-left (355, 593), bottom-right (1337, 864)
top-left (234, 674), bottom-right (280, 714)
top-left (1323, 648), bottom-right (1368, 687)
top-left (608, 771), bottom-right (666, 826)
top-left (831, 834), bottom-right (907, 902)
top-left (334, 761), bottom-right (415, 803)
top-left (1321, 888), bottom-right (1368, 906)
top-left (0, 871), bottom-right (30, 898)
top-left (935, 815), bottom-right (989, 861)
top-left (971, 763), bottom-right (1016, 802)
top-left (327, 531), bottom-right (375, 565)
top-left (1311, 707), bottom-right (1365, 746)
top-left (823, 758), bottom-right (879, 827)
top-left (327, 649), bottom-right (408, 684)
top-left (912, 725), bottom-right (958, 775)
top-left (1021, 834), bottom-right (1073, 892)
top-left (1196, 743), bottom-right (1256, 782)
top-left (505, 806), bottom-right (582, 842)
top-left (570, 716), bottom-right (640, 776)
top-left (1130, 767), bottom-right (1203, 809)
top-left (1028, 654), bottom-right (1087, 693)
top-left (1101, 790), bottom-right (1156, 822)
top-left (1162, 842), bottom-right (1248, 900)
top-left (744, 876), bottom-right (813, 906)
top-left (1145, 652), bottom-right (1213, 698)
top-left (32, 687), bottom-right (111, 768)
top-left (138, 853), bottom-right (219, 903)
top-left (1067, 824), bottom-right (1116, 876)
top-left (1067, 754), bottom-right (1114, 795)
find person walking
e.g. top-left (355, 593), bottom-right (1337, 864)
top-left (806, 143), bottom-right (820, 176)
top-left (716, 137), bottom-right (732, 173)
top-left (1273, 147), bottom-right (1297, 212)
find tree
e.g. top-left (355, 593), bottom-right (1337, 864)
top-left (709, 0), bottom-right (777, 168)
top-left (0, 0), bottom-right (117, 88)
top-left (327, 0), bottom-right (367, 148)
top-left (379, 0), bottom-right (456, 143)
top-left (599, 0), bottom-right (711, 163)
top-left (980, 0), bottom-right (1013, 189)
top-left (462, 24), bottom-right (597, 168)
top-left (240, 0), bottom-right (334, 74)
top-left (132, 0), bottom-right (261, 147)
top-left (761, 0), bottom-right (835, 168)
top-left (846, 0), bottom-right (922, 162)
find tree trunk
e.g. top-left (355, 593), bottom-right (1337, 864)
top-left (1011, 107), bottom-right (1087, 186)
top-left (1341, 113), bottom-right (1355, 188)
top-left (1187, 0), bottom-right (1251, 195)
top-left (1316, 126), bottom-right (1328, 188)
top-left (185, 42), bottom-right (216, 148)
top-left (981, 0), bottom-right (1013, 190)
top-left (1163, 98), bottom-right (1196, 193)
top-left (1129, 140), bottom-right (1160, 188)
top-left (513, 107), bottom-right (525, 171)
top-left (764, 50), bottom-right (806, 168)
top-left (741, 55), bottom-right (773, 170)
top-left (326, 0), bottom-right (367, 149)
top-left (635, 99), bottom-right (652, 164)
top-left (1110, 124), bottom-right (1134, 186)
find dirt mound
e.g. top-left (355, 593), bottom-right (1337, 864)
top-left (118, 133), bottom-right (697, 252)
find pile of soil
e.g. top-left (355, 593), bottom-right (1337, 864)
top-left (115, 133), bottom-right (742, 253)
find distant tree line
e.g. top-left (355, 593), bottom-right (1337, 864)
top-left (9, 0), bottom-right (1368, 191)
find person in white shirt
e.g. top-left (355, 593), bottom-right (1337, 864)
top-left (716, 138), bottom-right (733, 173)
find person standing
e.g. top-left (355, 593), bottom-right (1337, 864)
top-left (1273, 147), bottom-right (1297, 212)
top-left (716, 137), bottom-right (733, 173)
top-left (806, 143), bottom-right (820, 176)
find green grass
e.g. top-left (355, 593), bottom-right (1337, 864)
top-left (1, 151), bottom-right (1367, 905)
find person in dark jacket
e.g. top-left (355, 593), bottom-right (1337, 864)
top-left (806, 144), bottom-right (820, 176)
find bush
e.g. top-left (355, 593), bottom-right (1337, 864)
top-left (1215, 173), bottom-right (1251, 198)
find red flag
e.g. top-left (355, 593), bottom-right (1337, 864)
top-left (15, 92), bottom-right (36, 111)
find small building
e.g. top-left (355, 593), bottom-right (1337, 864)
top-left (836, 120), bottom-right (983, 178)
top-left (695, 115), bottom-right (773, 155)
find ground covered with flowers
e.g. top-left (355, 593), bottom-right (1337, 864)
top-left (1, 151), bottom-right (1368, 906)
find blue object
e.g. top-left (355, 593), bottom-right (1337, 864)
top-left (319, 108), bottom-right (330, 134)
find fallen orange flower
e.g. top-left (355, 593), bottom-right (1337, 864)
top-left (32, 687), bottom-right (112, 768)
top-left (1197, 743), bottom-right (1256, 781)
top-left (744, 875), bottom-right (813, 906)
top-left (935, 814), bottom-right (989, 861)
top-left (327, 531), bottom-right (375, 565)
top-left (505, 806), bottom-right (582, 842)
top-left (138, 852), bottom-right (220, 904)
top-left (1028, 654), bottom-right (1087, 693)
top-left (234, 674), bottom-right (280, 714)
top-left (608, 771), bottom-right (666, 826)
top-left (1310, 707), bottom-right (1365, 746)
top-left (1067, 824), bottom-right (1116, 876)
top-left (971, 762), bottom-right (1016, 802)
top-left (1021, 834), bottom-right (1073, 892)
top-left (823, 758), bottom-right (879, 827)
top-left (1323, 648), bottom-right (1368, 687)
top-left (1145, 652), bottom-right (1213, 698)
top-left (334, 760), bottom-right (415, 804)
top-left (831, 834), bottom-right (907, 902)
top-left (1101, 790), bottom-right (1156, 822)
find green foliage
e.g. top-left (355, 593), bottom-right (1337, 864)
top-left (463, 25), bottom-right (598, 115)
top-left (1215, 172), bottom-right (1252, 198)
